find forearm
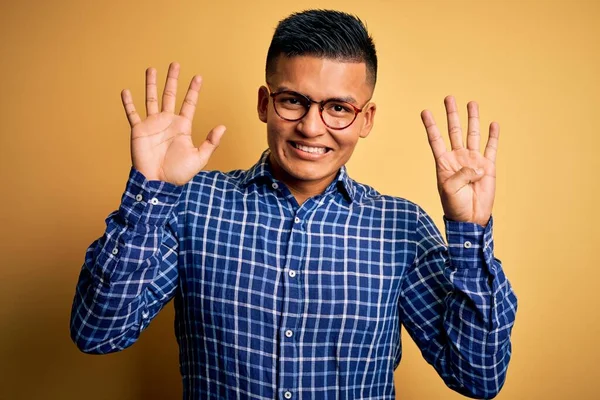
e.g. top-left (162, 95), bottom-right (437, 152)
top-left (436, 254), bottom-right (517, 399)
top-left (70, 169), bottom-right (182, 354)
top-left (401, 211), bottom-right (517, 399)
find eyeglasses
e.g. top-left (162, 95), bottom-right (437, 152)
top-left (268, 88), bottom-right (367, 130)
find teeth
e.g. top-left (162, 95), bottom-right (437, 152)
top-left (294, 143), bottom-right (327, 154)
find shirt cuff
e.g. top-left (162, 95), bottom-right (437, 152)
top-left (119, 168), bottom-right (183, 226)
top-left (444, 216), bottom-right (495, 270)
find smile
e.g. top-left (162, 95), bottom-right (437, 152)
top-left (291, 142), bottom-right (330, 154)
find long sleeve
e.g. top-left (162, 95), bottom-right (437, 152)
top-left (70, 168), bottom-right (183, 354)
top-left (399, 207), bottom-right (517, 399)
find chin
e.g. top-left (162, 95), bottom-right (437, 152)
top-left (277, 158), bottom-right (329, 181)
top-left (294, 166), bottom-right (339, 183)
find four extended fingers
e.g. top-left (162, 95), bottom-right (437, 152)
top-left (422, 95), bottom-right (499, 162)
top-left (122, 62), bottom-right (203, 126)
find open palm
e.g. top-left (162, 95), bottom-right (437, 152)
top-left (121, 62), bottom-right (226, 186)
top-left (421, 96), bottom-right (499, 226)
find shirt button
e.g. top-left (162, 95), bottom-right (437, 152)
top-left (288, 270), bottom-right (296, 278)
top-left (285, 330), bottom-right (293, 338)
top-left (111, 248), bottom-right (118, 255)
top-left (271, 182), bottom-right (279, 190)
top-left (464, 241), bottom-right (472, 249)
top-left (149, 198), bottom-right (159, 205)
top-left (294, 217), bottom-right (300, 224)
top-left (284, 391), bottom-right (292, 399)
top-left (135, 194), bottom-right (143, 202)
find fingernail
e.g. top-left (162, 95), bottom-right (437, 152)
top-left (476, 168), bottom-right (484, 175)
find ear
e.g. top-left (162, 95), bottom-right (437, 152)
top-left (257, 86), bottom-right (270, 123)
top-left (358, 102), bottom-right (376, 139)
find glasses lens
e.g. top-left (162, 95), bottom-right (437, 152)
top-left (322, 101), bottom-right (356, 129)
top-left (273, 92), bottom-right (308, 121)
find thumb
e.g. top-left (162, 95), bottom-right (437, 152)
top-left (193, 125), bottom-right (226, 172)
top-left (442, 167), bottom-right (484, 194)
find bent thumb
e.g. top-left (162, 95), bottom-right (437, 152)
top-left (443, 167), bottom-right (484, 194)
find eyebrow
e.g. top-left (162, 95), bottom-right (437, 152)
top-left (276, 85), bottom-right (358, 105)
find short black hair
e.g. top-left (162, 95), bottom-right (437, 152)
top-left (266, 9), bottom-right (378, 87)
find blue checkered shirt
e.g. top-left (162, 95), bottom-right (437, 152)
top-left (71, 150), bottom-right (517, 399)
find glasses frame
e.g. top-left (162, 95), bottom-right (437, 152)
top-left (268, 88), bottom-right (366, 130)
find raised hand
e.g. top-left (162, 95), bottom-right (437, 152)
top-left (420, 96), bottom-right (499, 227)
top-left (121, 62), bottom-right (226, 186)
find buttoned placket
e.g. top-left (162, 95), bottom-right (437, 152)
top-left (277, 191), bottom-right (315, 400)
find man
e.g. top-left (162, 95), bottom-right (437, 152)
top-left (71, 9), bottom-right (517, 400)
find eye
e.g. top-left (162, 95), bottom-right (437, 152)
top-left (325, 101), bottom-right (353, 114)
top-left (285, 97), bottom-right (300, 105)
top-left (276, 93), bottom-right (306, 109)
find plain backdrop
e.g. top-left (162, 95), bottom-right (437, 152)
top-left (1, 0), bottom-right (598, 399)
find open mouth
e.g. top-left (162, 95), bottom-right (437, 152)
top-left (290, 141), bottom-right (331, 155)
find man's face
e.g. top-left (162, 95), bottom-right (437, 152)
top-left (257, 55), bottom-right (376, 191)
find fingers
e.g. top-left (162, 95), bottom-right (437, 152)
top-left (484, 121), bottom-right (500, 162)
top-left (466, 101), bottom-right (480, 151)
top-left (180, 75), bottom-right (203, 121)
top-left (423, 97), bottom-right (497, 163)
top-left (146, 67), bottom-right (159, 116)
top-left (121, 89), bottom-right (141, 127)
top-left (421, 109), bottom-right (447, 160)
top-left (194, 125), bottom-right (227, 170)
top-left (442, 166), bottom-right (485, 194)
top-left (162, 62), bottom-right (180, 113)
top-left (444, 96), bottom-right (463, 150)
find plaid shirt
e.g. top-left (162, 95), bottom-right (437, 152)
top-left (71, 150), bottom-right (517, 399)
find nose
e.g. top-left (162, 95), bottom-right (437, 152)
top-left (296, 104), bottom-right (326, 137)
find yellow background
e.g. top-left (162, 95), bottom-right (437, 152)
top-left (1, 0), bottom-right (598, 399)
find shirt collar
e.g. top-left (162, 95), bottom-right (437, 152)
top-left (240, 149), bottom-right (275, 187)
top-left (241, 149), bottom-right (356, 203)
